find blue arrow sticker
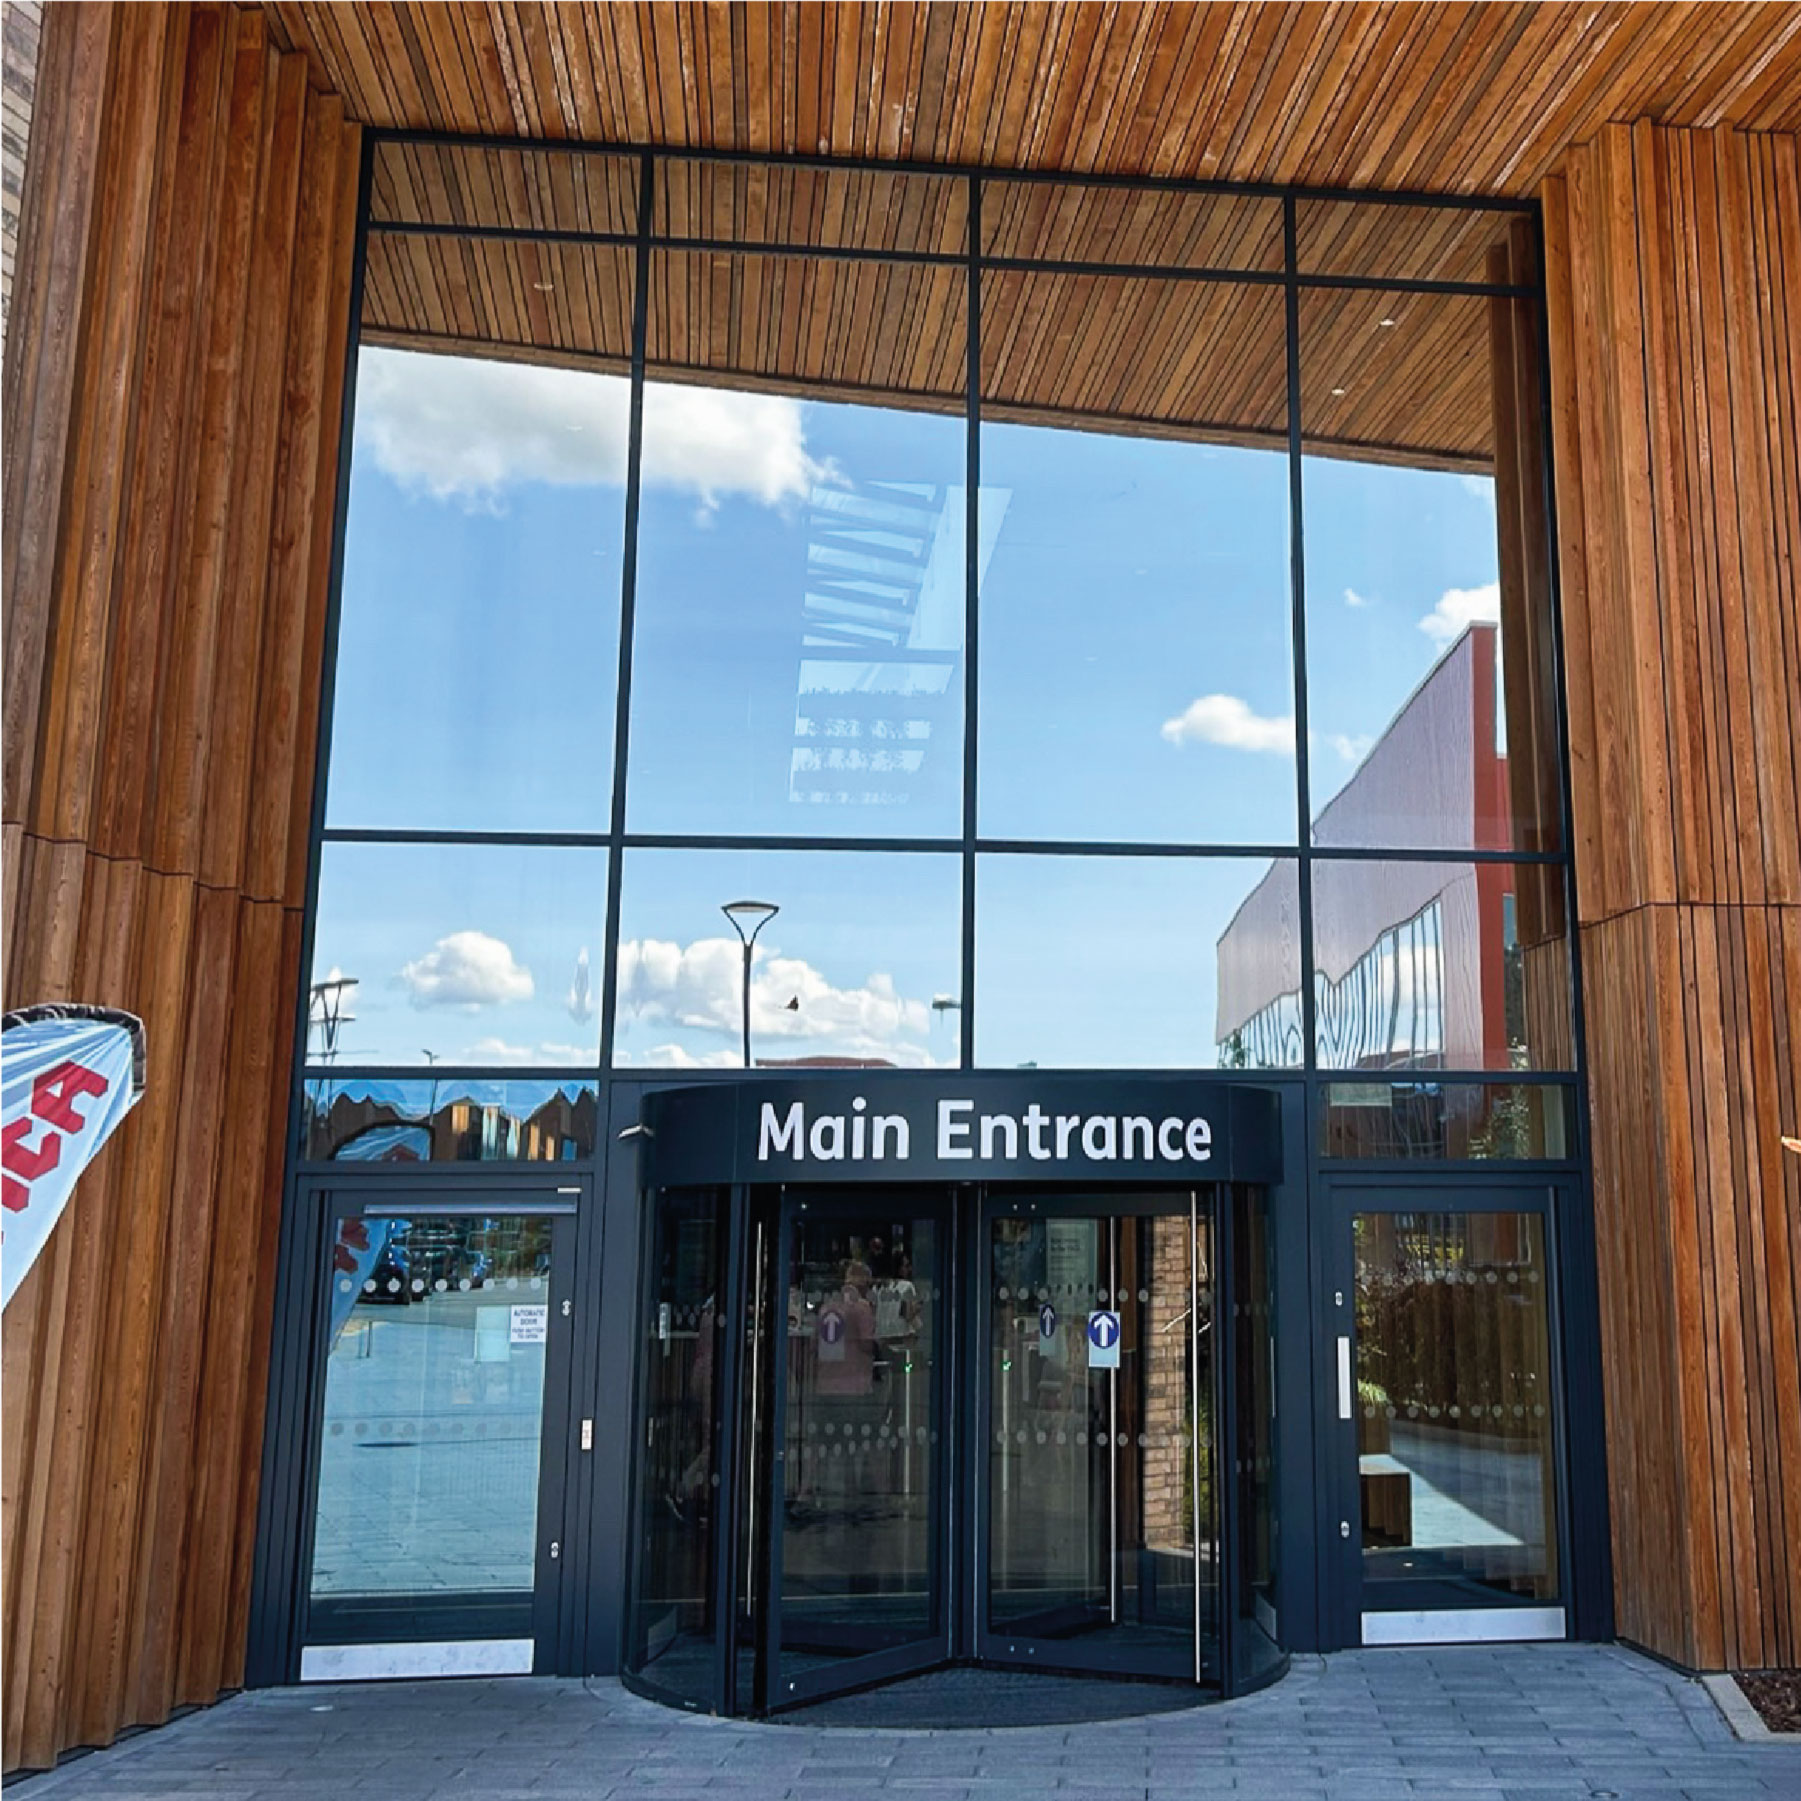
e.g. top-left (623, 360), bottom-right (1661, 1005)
top-left (1086, 1309), bottom-right (1121, 1368)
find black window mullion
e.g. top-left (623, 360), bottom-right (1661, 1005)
top-left (596, 152), bottom-right (654, 1073)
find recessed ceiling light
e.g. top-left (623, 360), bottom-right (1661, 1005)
top-left (532, 280), bottom-right (555, 292)
top-left (1330, 386), bottom-right (1347, 397)
top-left (1378, 316), bottom-right (1396, 328)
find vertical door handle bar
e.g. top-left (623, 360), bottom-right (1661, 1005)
top-left (1336, 1335), bottom-right (1352, 1421)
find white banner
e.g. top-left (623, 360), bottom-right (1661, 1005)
top-left (2, 1008), bottom-right (145, 1310)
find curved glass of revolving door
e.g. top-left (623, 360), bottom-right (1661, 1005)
top-left (980, 1194), bottom-right (1216, 1681)
top-left (624, 1181), bottom-right (1239, 1715)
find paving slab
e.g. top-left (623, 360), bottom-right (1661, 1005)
top-left (6, 1646), bottom-right (1799, 1801)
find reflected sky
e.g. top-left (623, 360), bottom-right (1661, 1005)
top-left (311, 842), bottom-right (609, 1067)
top-left (976, 856), bottom-right (1301, 1071)
top-left (614, 849), bottom-right (962, 1069)
top-left (628, 386), bottom-right (969, 837)
top-left (979, 423), bottom-right (1294, 844)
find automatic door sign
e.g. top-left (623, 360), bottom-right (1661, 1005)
top-left (1087, 1309), bottom-right (1122, 1369)
top-left (1039, 1301), bottom-right (1057, 1341)
top-left (818, 1303), bottom-right (847, 1363)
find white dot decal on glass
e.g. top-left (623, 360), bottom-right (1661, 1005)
top-left (386, 1278), bottom-right (400, 1293)
top-left (362, 1280), bottom-right (376, 1293)
top-left (338, 1278), bottom-right (352, 1294)
top-left (506, 1276), bottom-right (518, 1290)
top-left (411, 1278), bottom-right (424, 1292)
top-left (459, 1278), bottom-right (472, 1291)
top-left (434, 1279), bottom-right (447, 1292)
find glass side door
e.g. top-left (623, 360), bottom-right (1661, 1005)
top-left (979, 1194), bottom-right (1217, 1682)
top-left (1326, 1183), bottom-right (1567, 1645)
top-left (762, 1190), bottom-right (951, 1707)
top-left (299, 1190), bottom-right (576, 1677)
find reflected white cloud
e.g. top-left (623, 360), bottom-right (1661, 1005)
top-left (459, 1036), bottom-right (536, 1063)
top-left (358, 348), bottom-right (824, 510)
top-left (1326, 732), bottom-right (1374, 763)
top-left (399, 930), bottom-right (534, 1010)
top-left (1344, 586), bottom-right (1372, 609)
top-left (617, 934), bottom-right (933, 1065)
top-left (625, 1043), bottom-right (744, 1070)
top-left (1419, 581), bottom-right (1500, 648)
top-left (1160, 693), bottom-right (1294, 753)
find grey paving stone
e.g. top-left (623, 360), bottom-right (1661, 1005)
top-left (12, 1647), bottom-right (1801, 1801)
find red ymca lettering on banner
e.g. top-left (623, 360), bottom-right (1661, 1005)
top-left (2, 1060), bottom-right (112, 1213)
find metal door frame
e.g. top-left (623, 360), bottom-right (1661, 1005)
top-left (284, 1173), bottom-right (584, 1680)
top-left (1318, 1174), bottom-right (1574, 1650)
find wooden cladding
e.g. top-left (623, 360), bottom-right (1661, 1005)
top-left (258, 4), bottom-right (1801, 193)
top-left (1543, 124), bottom-right (1801, 1670)
top-left (0, 3), bottom-right (357, 1773)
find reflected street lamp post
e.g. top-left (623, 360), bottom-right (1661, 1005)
top-left (721, 900), bottom-right (780, 1069)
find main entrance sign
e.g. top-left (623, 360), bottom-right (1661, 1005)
top-left (639, 1076), bottom-right (1282, 1186)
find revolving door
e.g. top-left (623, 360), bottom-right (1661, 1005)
top-left (624, 1176), bottom-right (1281, 1714)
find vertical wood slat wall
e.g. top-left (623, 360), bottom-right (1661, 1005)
top-left (1542, 122), bottom-right (1801, 1673)
top-left (0, 3), bottom-right (358, 1772)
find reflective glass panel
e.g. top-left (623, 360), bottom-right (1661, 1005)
top-left (779, 1204), bottom-right (943, 1681)
top-left (1311, 860), bottom-right (1573, 1072)
top-left (325, 342), bottom-right (626, 832)
top-left (979, 278), bottom-right (1294, 844)
top-left (976, 856), bottom-right (1302, 1070)
top-left (656, 159), bottom-right (967, 255)
top-left (981, 181), bottom-right (1282, 271)
top-left (614, 849), bottom-right (962, 1070)
top-left (1300, 283), bottom-right (1561, 853)
top-left (309, 842), bottom-right (609, 1068)
top-left (1294, 199), bottom-right (1533, 284)
top-left (361, 237), bottom-right (635, 370)
top-left (1321, 1083), bottom-right (1571, 1161)
top-left (369, 142), bottom-right (638, 234)
top-left (628, 324), bottom-right (968, 837)
top-left (310, 1213), bottom-right (554, 1611)
top-left (1354, 1211), bottom-right (1559, 1604)
top-left (626, 1188), bottom-right (726, 1707)
top-left (303, 1079), bottom-right (599, 1163)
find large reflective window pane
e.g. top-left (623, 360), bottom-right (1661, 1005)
top-left (1301, 274), bottom-right (1562, 853)
top-left (981, 181), bottom-right (1282, 271)
top-left (979, 278), bottom-right (1294, 844)
top-left (325, 341), bottom-right (627, 832)
top-left (309, 843), bottom-right (608, 1069)
top-left (630, 252), bottom-right (968, 838)
top-left (1355, 1212), bottom-right (1559, 1605)
top-left (1311, 860), bottom-right (1573, 1072)
top-left (976, 856), bottom-right (1302, 1070)
top-left (303, 1078), bottom-right (599, 1163)
top-left (614, 850), bottom-right (962, 1070)
top-left (309, 1214), bottom-right (554, 1619)
top-left (627, 1188), bottom-right (727, 1708)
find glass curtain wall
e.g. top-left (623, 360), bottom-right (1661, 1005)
top-left (300, 146), bottom-right (1578, 1145)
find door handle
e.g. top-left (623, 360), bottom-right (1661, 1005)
top-left (1336, 1335), bottom-right (1352, 1421)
